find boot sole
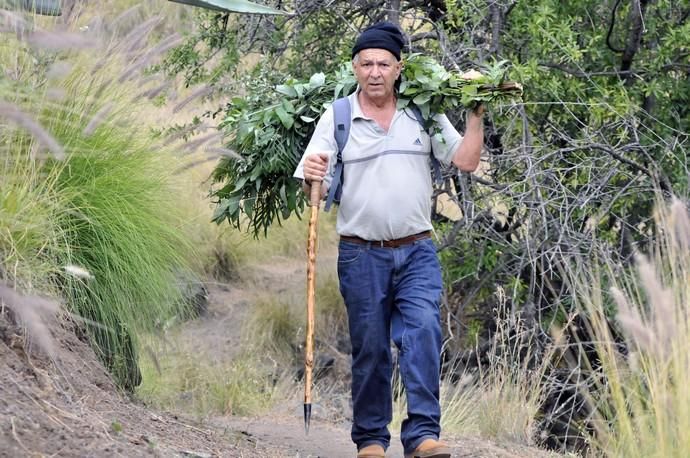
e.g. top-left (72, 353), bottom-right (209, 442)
top-left (404, 446), bottom-right (452, 458)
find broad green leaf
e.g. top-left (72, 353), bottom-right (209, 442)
top-left (282, 99), bottom-right (295, 113)
top-left (413, 93), bottom-right (431, 105)
top-left (275, 106), bottom-right (293, 129)
top-left (309, 72), bottom-right (326, 89)
top-left (276, 84), bottom-right (297, 97)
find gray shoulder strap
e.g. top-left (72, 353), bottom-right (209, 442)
top-left (332, 97), bottom-right (351, 157)
top-left (324, 97), bottom-right (351, 212)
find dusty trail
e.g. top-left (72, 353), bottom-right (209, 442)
top-left (0, 244), bottom-right (558, 457)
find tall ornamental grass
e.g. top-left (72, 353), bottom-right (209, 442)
top-left (569, 197), bottom-right (690, 457)
top-left (1, 22), bottom-right (199, 389)
top-left (0, 147), bottom-right (68, 292)
top-left (53, 58), bottom-right (199, 390)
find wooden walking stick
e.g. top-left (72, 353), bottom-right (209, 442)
top-left (304, 180), bottom-right (321, 434)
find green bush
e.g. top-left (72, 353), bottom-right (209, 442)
top-left (52, 64), bottom-right (198, 390)
top-left (1, 31), bottom-right (199, 389)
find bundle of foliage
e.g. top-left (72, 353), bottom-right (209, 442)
top-left (210, 55), bottom-right (522, 236)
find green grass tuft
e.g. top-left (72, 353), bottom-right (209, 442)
top-left (1, 32), bottom-right (200, 390)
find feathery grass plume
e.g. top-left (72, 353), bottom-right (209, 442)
top-left (46, 61), bottom-right (73, 80)
top-left (94, 14), bottom-right (161, 71)
top-left (181, 131), bottom-right (222, 152)
top-left (162, 122), bottom-right (211, 146)
top-left (173, 85), bottom-right (214, 113)
top-left (567, 196), bottom-right (690, 457)
top-left (0, 283), bottom-right (59, 358)
top-left (121, 15), bottom-right (162, 53)
top-left (611, 286), bottom-right (655, 351)
top-left (118, 34), bottom-right (184, 83)
top-left (110, 4), bottom-right (143, 32)
top-left (0, 101), bottom-right (65, 160)
top-left (139, 80), bottom-right (171, 100)
top-left (82, 102), bottom-right (113, 136)
top-left (173, 156), bottom-right (216, 174)
top-left (669, 197), bottom-right (690, 252)
top-left (205, 147), bottom-right (242, 161)
top-left (145, 32), bottom-right (184, 57)
top-left (27, 30), bottom-right (97, 50)
top-left (63, 264), bottom-right (94, 280)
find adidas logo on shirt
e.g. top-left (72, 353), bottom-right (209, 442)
top-left (413, 138), bottom-right (422, 146)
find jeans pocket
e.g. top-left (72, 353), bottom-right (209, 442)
top-left (338, 242), bottom-right (364, 265)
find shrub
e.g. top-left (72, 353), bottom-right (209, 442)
top-left (1, 27), bottom-right (199, 390)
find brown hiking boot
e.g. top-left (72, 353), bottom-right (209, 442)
top-left (404, 438), bottom-right (452, 458)
top-left (357, 443), bottom-right (386, 458)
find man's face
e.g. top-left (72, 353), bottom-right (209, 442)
top-left (352, 48), bottom-right (401, 102)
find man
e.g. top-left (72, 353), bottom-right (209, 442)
top-left (293, 22), bottom-right (484, 458)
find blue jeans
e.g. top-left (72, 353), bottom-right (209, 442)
top-left (337, 237), bottom-right (443, 454)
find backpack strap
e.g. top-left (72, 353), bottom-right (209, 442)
top-left (324, 97), bottom-right (351, 212)
top-left (409, 105), bottom-right (444, 185)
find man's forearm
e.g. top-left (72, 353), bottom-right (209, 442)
top-left (452, 111), bottom-right (484, 172)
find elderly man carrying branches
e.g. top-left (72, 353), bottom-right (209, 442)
top-left (294, 22), bottom-right (484, 458)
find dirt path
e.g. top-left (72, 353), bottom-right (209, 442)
top-left (217, 415), bottom-right (559, 457)
top-left (0, 243), bottom-right (559, 457)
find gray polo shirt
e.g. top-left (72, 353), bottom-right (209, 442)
top-left (293, 89), bottom-right (463, 241)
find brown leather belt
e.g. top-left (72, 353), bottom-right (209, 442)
top-left (340, 231), bottom-right (431, 248)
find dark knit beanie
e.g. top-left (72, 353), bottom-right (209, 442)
top-left (351, 22), bottom-right (405, 61)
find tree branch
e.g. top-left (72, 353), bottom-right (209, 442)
top-left (386, 0), bottom-right (401, 25)
top-left (409, 31), bottom-right (438, 42)
top-left (488, 0), bottom-right (502, 55)
top-left (620, 0), bottom-right (649, 79)
top-left (606, 0), bottom-right (625, 53)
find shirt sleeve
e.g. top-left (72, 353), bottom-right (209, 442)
top-left (430, 113), bottom-right (463, 166)
top-left (293, 105), bottom-right (338, 191)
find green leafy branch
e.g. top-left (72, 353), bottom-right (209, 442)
top-left (210, 56), bottom-right (522, 237)
top-left (398, 54), bottom-right (523, 125)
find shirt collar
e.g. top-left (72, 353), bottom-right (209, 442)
top-left (350, 86), bottom-right (401, 121)
top-left (350, 86), bottom-right (367, 120)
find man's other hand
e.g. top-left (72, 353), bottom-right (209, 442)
top-left (303, 152), bottom-right (330, 183)
top-left (460, 69), bottom-right (483, 80)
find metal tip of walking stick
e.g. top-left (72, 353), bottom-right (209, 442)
top-left (304, 403), bottom-right (311, 435)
